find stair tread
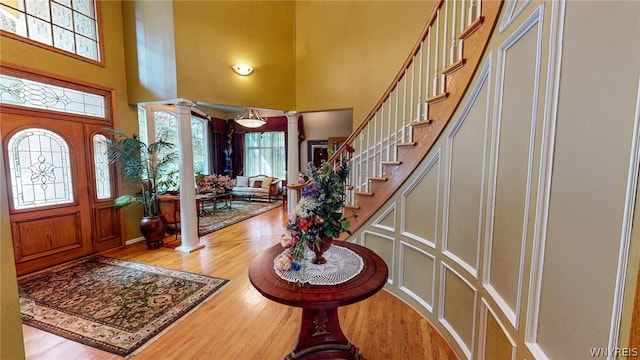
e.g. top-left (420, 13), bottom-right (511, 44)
top-left (411, 119), bottom-right (434, 127)
top-left (355, 191), bottom-right (374, 196)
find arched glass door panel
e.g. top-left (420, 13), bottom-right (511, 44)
top-left (7, 127), bottom-right (74, 209)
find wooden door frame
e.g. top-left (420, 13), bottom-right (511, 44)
top-left (0, 66), bottom-right (122, 273)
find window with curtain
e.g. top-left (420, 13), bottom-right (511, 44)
top-left (244, 132), bottom-right (285, 179)
top-left (0, 0), bottom-right (101, 62)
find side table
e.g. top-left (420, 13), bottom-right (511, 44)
top-left (248, 241), bottom-right (388, 359)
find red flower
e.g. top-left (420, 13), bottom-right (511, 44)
top-left (345, 144), bottom-right (355, 153)
top-left (297, 217), bottom-right (313, 232)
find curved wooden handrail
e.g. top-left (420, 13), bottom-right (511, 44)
top-left (330, 0), bottom-right (446, 162)
top-left (331, 0), bottom-right (503, 234)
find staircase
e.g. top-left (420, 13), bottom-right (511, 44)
top-left (331, 0), bottom-right (503, 234)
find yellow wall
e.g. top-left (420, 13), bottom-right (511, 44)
top-left (123, 0), bottom-right (296, 111)
top-left (121, 0), bottom-right (178, 102)
top-left (1, 135), bottom-right (25, 360)
top-left (173, 1), bottom-right (295, 111)
top-left (294, 1), bottom-right (436, 127)
top-left (0, 3), bottom-right (137, 355)
top-left (123, 0), bottom-right (433, 124)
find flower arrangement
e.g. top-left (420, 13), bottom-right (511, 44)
top-left (275, 145), bottom-right (356, 272)
top-left (196, 174), bottom-right (236, 194)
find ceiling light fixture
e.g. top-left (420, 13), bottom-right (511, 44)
top-left (235, 108), bottom-right (266, 128)
top-left (231, 64), bottom-right (254, 76)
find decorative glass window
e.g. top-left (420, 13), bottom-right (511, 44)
top-left (92, 133), bottom-right (111, 199)
top-left (0, 0), bottom-right (100, 61)
top-left (244, 132), bottom-right (286, 179)
top-left (8, 128), bottom-right (74, 209)
top-left (0, 72), bottom-right (106, 117)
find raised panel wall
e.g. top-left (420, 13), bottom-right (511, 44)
top-left (399, 241), bottom-right (436, 313)
top-left (401, 150), bottom-right (441, 247)
top-left (352, 1), bottom-right (640, 359)
top-left (484, 5), bottom-right (544, 329)
top-left (443, 53), bottom-right (492, 278)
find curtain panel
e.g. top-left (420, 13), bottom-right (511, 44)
top-left (208, 117), bottom-right (229, 175)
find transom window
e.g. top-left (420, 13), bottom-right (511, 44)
top-left (0, 72), bottom-right (106, 117)
top-left (0, 0), bottom-right (100, 61)
top-left (8, 128), bottom-right (74, 209)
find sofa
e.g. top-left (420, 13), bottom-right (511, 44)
top-left (231, 175), bottom-right (281, 202)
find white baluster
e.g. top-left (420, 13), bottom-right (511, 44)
top-left (359, 132), bottom-right (364, 192)
top-left (387, 93), bottom-right (392, 162)
top-left (451, 0), bottom-right (457, 64)
top-left (416, 45), bottom-right (423, 122)
top-left (425, 25), bottom-right (432, 118)
top-left (468, 0), bottom-right (475, 26)
top-left (433, 9), bottom-right (440, 96)
top-left (409, 57), bottom-right (415, 122)
top-left (443, 0), bottom-right (449, 68)
top-left (401, 71), bottom-right (407, 143)
top-left (394, 85), bottom-right (399, 159)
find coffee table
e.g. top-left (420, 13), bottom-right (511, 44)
top-left (196, 192), bottom-right (232, 214)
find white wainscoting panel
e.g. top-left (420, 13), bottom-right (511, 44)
top-left (442, 53), bottom-right (493, 279)
top-left (439, 262), bottom-right (478, 359)
top-left (478, 298), bottom-right (517, 360)
top-left (483, 5), bottom-right (544, 330)
top-left (400, 149), bottom-right (441, 248)
top-left (399, 241), bottom-right (436, 313)
top-left (361, 230), bottom-right (395, 285)
top-left (372, 202), bottom-right (397, 233)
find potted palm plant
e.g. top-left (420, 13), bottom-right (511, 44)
top-left (104, 129), bottom-right (178, 249)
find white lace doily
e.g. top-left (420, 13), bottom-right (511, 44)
top-left (275, 245), bottom-right (364, 285)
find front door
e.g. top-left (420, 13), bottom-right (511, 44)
top-left (3, 114), bottom-right (97, 275)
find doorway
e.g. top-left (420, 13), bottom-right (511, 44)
top-left (2, 114), bottom-right (121, 275)
top-left (0, 68), bottom-right (122, 275)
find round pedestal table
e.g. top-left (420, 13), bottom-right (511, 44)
top-left (248, 241), bottom-right (388, 360)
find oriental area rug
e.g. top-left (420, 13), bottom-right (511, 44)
top-left (18, 256), bottom-right (229, 357)
top-left (197, 199), bottom-right (281, 236)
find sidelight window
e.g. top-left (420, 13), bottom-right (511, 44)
top-left (92, 133), bottom-right (111, 199)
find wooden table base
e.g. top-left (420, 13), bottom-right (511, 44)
top-left (286, 308), bottom-right (364, 360)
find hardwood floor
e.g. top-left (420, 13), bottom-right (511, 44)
top-left (22, 206), bottom-right (458, 360)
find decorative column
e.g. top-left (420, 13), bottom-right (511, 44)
top-left (286, 111), bottom-right (299, 216)
top-left (174, 100), bottom-right (204, 253)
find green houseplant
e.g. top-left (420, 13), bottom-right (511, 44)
top-left (103, 129), bottom-right (178, 249)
